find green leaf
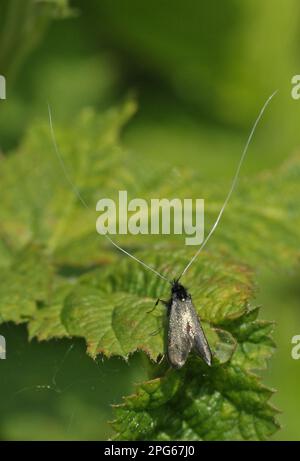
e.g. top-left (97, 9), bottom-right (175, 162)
top-left (27, 282), bottom-right (70, 341)
top-left (61, 250), bottom-right (251, 362)
top-left (0, 101), bottom-right (136, 259)
top-left (59, 247), bottom-right (279, 440)
top-left (134, 156), bottom-right (300, 270)
top-left (0, 100), bottom-right (298, 274)
top-left (0, 102), bottom-right (138, 330)
top-left (62, 288), bottom-right (163, 359)
top-left (111, 311), bottom-right (278, 441)
top-left (0, 245), bottom-right (54, 324)
top-left (0, 103), bottom-right (285, 440)
top-left (111, 361), bottom-right (279, 441)
top-left (220, 307), bottom-right (276, 371)
top-left (199, 156), bottom-right (300, 269)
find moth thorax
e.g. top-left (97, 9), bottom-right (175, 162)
top-left (171, 281), bottom-right (189, 301)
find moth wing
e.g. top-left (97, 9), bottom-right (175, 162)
top-left (167, 298), bottom-right (194, 369)
top-left (168, 298), bottom-right (212, 368)
top-left (190, 301), bottom-right (212, 366)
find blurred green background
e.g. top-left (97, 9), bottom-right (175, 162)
top-left (0, 0), bottom-right (300, 440)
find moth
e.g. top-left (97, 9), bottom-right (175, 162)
top-left (48, 90), bottom-right (277, 369)
top-left (159, 280), bottom-right (211, 368)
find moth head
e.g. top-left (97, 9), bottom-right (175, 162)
top-left (171, 279), bottom-right (189, 301)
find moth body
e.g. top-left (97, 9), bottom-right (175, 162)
top-left (166, 281), bottom-right (212, 369)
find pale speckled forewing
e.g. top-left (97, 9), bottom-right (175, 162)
top-left (167, 298), bottom-right (212, 368)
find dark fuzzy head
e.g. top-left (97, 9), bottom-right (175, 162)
top-left (171, 280), bottom-right (189, 300)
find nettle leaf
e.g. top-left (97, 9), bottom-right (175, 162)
top-left (194, 156), bottom-right (300, 269)
top-left (0, 101), bottom-right (137, 331)
top-left (220, 307), bottom-right (276, 371)
top-left (27, 281), bottom-right (70, 341)
top-left (61, 250), bottom-right (252, 362)
top-left (0, 102), bottom-right (289, 440)
top-left (111, 361), bottom-right (279, 441)
top-left (119, 155), bottom-right (300, 270)
top-left (78, 251), bottom-right (278, 440)
top-left (0, 245), bottom-right (54, 324)
top-left (62, 288), bottom-right (163, 359)
top-left (109, 290), bottom-right (277, 440)
top-left (0, 101), bottom-right (136, 260)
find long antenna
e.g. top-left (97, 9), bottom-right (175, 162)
top-left (47, 104), bottom-right (171, 284)
top-left (177, 89), bottom-right (278, 281)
